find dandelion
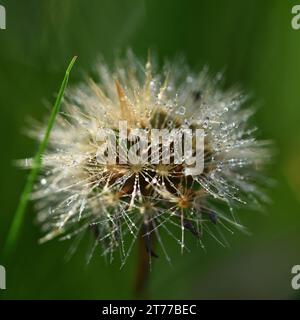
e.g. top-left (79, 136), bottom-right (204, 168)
top-left (24, 51), bottom-right (270, 272)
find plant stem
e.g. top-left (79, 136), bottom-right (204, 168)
top-left (134, 233), bottom-right (151, 298)
top-left (2, 56), bottom-right (77, 261)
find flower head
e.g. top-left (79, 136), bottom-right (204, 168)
top-left (27, 51), bottom-right (270, 264)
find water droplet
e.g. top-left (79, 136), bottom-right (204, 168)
top-left (202, 117), bottom-right (209, 129)
top-left (150, 80), bottom-right (155, 89)
top-left (220, 122), bottom-right (226, 130)
top-left (146, 61), bottom-right (151, 69)
top-left (176, 106), bottom-right (186, 115)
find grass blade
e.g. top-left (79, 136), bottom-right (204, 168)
top-left (2, 56), bottom-right (77, 260)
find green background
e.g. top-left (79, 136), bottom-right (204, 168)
top-left (1, 0), bottom-right (300, 299)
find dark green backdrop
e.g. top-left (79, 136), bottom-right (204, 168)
top-left (0, 0), bottom-right (300, 299)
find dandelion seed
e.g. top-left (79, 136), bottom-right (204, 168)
top-left (24, 51), bottom-right (271, 266)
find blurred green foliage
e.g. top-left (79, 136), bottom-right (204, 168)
top-left (0, 0), bottom-right (300, 299)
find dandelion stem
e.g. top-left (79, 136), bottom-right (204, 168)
top-left (134, 233), bottom-right (151, 298)
top-left (2, 56), bottom-right (77, 261)
top-left (134, 225), bottom-right (157, 298)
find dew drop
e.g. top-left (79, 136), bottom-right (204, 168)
top-left (150, 80), bottom-right (155, 89)
top-left (202, 117), bottom-right (209, 129)
top-left (220, 122), bottom-right (226, 130)
top-left (146, 61), bottom-right (151, 70)
top-left (177, 106), bottom-right (186, 115)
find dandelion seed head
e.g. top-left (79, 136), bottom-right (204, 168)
top-left (27, 51), bottom-right (271, 263)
